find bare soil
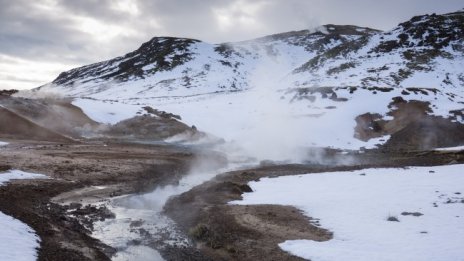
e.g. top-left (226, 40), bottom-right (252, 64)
top-left (0, 107), bottom-right (72, 142)
top-left (354, 97), bottom-right (464, 150)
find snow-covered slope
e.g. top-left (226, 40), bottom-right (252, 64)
top-left (33, 11), bottom-right (464, 158)
top-left (35, 25), bottom-right (380, 98)
top-left (292, 11), bottom-right (464, 88)
top-left (36, 12), bottom-right (464, 96)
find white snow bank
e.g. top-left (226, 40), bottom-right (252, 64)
top-left (434, 145), bottom-right (464, 151)
top-left (0, 170), bottom-right (48, 261)
top-left (0, 170), bottom-right (47, 185)
top-left (72, 98), bottom-right (143, 124)
top-left (0, 212), bottom-right (41, 261)
top-left (232, 164), bottom-right (464, 261)
top-left (0, 141), bottom-right (8, 146)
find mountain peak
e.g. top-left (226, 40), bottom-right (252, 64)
top-left (397, 11), bottom-right (464, 46)
top-left (42, 10), bottom-right (464, 96)
top-left (52, 36), bottom-right (200, 86)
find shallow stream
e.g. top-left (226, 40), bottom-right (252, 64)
top-left (91, 153), bottom-right (251, 260)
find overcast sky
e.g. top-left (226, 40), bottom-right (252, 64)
top-left (0, 0), bottom-right (462, 90)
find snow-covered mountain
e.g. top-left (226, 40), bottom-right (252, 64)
top-left (33, 11), bottom-right (464, 158)
top-left (37, 11), bottom-right (464, 96)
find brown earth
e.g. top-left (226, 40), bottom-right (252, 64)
top-left (103, 106), bottom-right (215, 143)
top-left (0, 96), bottom-right (99, 138)
top-left (0, 107), bottom-right (72, 142)
top-left (104, 114), bottom-right (194, 140)
top-left (383, 116), bottom-right (464, 151)
top-left (354, 96), bottom-right (464, 150)
top-left (354, 96), bottom-right (432, 141)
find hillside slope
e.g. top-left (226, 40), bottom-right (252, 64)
top-left (32, 11), bottom-right (464, 157)
top-left (0, 107), bottom-right (72, 142)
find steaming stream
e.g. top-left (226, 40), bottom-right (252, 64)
top-left (91, 157), bottom-right (247, 261)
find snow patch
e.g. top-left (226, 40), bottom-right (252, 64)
top-left (232, 165), bottom-right (464, 261)
top-left (0, 169), bottom-right (48, 261)
top-left (434, 145), bottom-right (464, 151)
top-left (0, 169), bottom-right (47, 185)
top-left (72, 98), bottom-right (143, 124)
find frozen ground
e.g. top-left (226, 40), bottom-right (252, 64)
top-left (0, 170), bottom-right (48, 261)
top-left (232, 164), bottom-right (464, 261)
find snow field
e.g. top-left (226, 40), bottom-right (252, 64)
top-left (232, 164), bottom-right (464, 261)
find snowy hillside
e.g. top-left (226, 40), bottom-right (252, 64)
top-left (35, 25), bottom-right (379, 98)
top-left (33, 11), bottom-right (464, 158)
top-left (36, 11), bottom-right (464, 96)
top-left (292, 11), bottom-right (464, 88)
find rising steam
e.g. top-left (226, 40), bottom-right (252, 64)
top-left (216, 55), bottom-right (314, 163)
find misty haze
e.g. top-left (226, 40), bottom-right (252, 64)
top-left (1, 1), bottom-right (464, 261)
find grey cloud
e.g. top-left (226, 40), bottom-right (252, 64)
top-left (0, 0), bottom-right (462, 89)
top-left (55, 0), bottom-right (124, 21)
top-left (0, 75), bottom-right (42, 83)
top-left (0, 1), bottom-right (92, 62)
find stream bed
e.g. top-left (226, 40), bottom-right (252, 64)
top-left (91, 160), bottom-right (249, 260)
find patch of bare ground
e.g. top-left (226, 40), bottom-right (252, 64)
top-left (0, 96), bottom-right (99, 138)
top-left (0, 107), bottom-right (72, 142)
top-left (354, 96), bottom-right (464, 151)
top-left (183, 204), bottom-right (331, 261)
top-left (164, 165), bottom-right (345, 260)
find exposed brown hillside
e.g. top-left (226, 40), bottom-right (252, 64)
top-left (0, 107), bottom-right (72, 142)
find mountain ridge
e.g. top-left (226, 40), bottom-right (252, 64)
top-left (31, 10), bottom-right (464, 152)
top-left (39, 10), bottom-right (463, 95)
